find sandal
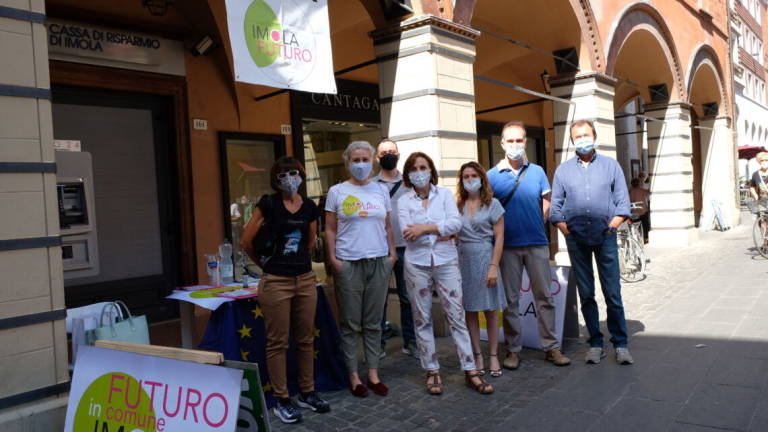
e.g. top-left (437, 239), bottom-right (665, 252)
top-left (426, 370), bottom-right (443, 395)
top-left (473, 352), bottom-right (486, 376)
top-left (465, 370), bottom-right (493, 394)
top-left (488, 354), bottom-right (503, 378)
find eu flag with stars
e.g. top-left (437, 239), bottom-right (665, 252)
top-left (200, 286), bottom-right (349, 408)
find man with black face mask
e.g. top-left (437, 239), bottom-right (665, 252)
top-left (373, 139), bottom-right (417, 358)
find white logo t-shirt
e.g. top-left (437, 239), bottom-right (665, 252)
top-left (325, 181), bottom-right (391, 260)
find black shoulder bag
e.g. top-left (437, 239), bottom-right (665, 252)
top-left (500, 166), bottom-right (528, 208)
top-left (389, 180), bottom-right (402, 198)
top-left (251, 194), bottom-right (278, 267)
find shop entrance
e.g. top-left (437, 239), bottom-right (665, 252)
top-left (52, 86), bottom-right (182, 321)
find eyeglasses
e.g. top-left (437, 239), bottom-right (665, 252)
top-left (277, 170), bottom-right (300, 179)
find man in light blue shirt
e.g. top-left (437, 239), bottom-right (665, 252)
top-left (488, 121), bottom-right (571, 370)
top-left (550, 119), bottom-right (634, 365)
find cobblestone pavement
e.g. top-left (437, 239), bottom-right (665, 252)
top-left (273, 212), bottom-right (768, 431)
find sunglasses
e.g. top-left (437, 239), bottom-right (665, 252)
top-left (277, 170), bottom-right (300, 179)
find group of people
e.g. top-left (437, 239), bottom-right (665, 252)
top-left (241, 119), bottom-right (635, 424)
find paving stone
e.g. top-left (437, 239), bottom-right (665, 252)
top-left (587, 397), bottom-right (683, 431)
top-left (625, 362), bottom-right (706, 403)
top-left (675, 382), bottom-right (761, 431)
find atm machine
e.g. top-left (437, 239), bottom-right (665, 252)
top-left (55, 148), bottom-right (99, 280)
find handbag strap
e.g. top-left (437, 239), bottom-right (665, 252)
top-left (500, 165), bottom-right (529, 208)
top-left (98, 302), bottom-right (122, 327)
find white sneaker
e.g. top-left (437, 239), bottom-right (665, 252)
top-left (585, 347), bottom-right (606, 364)
top-left (615, 347), bottom-right (634, 365)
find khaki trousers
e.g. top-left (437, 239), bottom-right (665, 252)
top-left (500, 245), bottom-right (559, 352)
top-left (259, 271), bottom-right (317, 399)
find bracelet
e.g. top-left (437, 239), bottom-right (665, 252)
top-left (489, 263), bottom-right (498, 268)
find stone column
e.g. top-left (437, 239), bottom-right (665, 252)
top-left (644, 102), bottom-right (699, 246)
top-left (371, 15), bottom-right (480, 188)
top-left (549, 73), bottom-right (618, 265)
top-left (697, 116), bottom-right (739, 229)
top-left (0, 0), bottom-right (69, 426)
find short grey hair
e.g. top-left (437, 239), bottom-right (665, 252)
top-left (342, 140), bottom-right (374, 165)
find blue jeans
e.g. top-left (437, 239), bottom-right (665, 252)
top-left (565, 233), bottom-right (629, 348)
top-left (381, 247), bottom-right (416, 348)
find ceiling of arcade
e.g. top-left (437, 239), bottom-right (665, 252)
top-left (471, 0), bottom-right (584, 125)
top-left (688, 63), bottom-right (723, 118)
top-left (611, 29), bottom-right (677, 110)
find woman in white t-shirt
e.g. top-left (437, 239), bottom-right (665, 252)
top-left (398, 152), bottom-right (493, 396)
top-left (324, 141), bottom-right (397, 398)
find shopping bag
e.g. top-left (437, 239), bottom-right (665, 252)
top-left (86, 301), bottom-right (150, 345)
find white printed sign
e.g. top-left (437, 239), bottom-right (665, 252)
top-left (64, 346), bottom-right (243, 432)
top-left (481, 266), bottom-right (569, 350)
top-left (225, 0), bottom-right (337, 94)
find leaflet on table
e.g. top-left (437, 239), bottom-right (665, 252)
top-left (166, 283), bottom-right (260, 310)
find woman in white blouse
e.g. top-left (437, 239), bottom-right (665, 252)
top-left (397, 152), bottom-right (493, 396)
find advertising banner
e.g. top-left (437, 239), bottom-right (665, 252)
top-left (64, 346), bottom-right (243, 432)
top-left (225, 0), bottom-right (337, 94)
top-left (480, 266), bottom-right (569, 350)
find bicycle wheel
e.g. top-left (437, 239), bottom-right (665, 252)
top-left (753, 215), bottom-right (768, 259)
top-left (620, 237), bottom-right (646, 283)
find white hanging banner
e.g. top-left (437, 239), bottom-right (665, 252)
top-left (225, 0), bottom-right (337, 94)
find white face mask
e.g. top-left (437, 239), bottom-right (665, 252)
top-left (349, 162), bottom-right (372, 180)
top-left (463, 178), bottom-right (482, 193)
top-left (409, 170), bottom-right (431, 188)
top-left (761, 161), bottom-right (768, 170)
top-left (505, 145), bottom-right (526, 161)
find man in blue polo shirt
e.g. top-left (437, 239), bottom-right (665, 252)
top-left (488, 121), bottom-right (570, 369)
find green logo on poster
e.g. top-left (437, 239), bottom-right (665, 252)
top-left (244, 0), bottom-right (282, 67)
top-left (74, 372), bottom-right (157, 432)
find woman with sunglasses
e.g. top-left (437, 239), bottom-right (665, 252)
top-left (398, 152), bottom-right (493, 395)
top-left (240, 156), bottom-right (329, 424)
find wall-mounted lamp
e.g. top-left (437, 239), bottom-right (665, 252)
top-left (142, 0), bottom-right (174, 16)
top-left (540, 70), bottom-right (551, 94)
top-left (192, 35), bottom-right (215, 56)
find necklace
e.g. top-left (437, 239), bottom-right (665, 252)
top-left (417, 192), bottom-right (429, 200)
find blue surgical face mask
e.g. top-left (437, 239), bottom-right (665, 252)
top-left (349, 162), bottom-right (372, 180)
top-left (574, 137), bottom-right (596, 155)
top-left (505, 145), bottom-right (526, 161)
top-left (409, 170), bottom-right (431, 188)
top-left (279, 175), bottom-right (302, 195)
top-left (463, 178), bottom-right (482, 193)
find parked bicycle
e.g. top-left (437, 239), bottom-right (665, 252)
top-left (747, 198), bottom-right (768, 259)
top-left (618, 202), bottom-right (647, 282)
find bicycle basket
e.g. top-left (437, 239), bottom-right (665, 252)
top-left (746, 198), bottom-right (768, 214)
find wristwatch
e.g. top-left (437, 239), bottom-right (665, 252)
top-left (607, 226), bottom-right (618, 234)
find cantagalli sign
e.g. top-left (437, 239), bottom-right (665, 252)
top-left (225, 0), bottom-right (337, 94)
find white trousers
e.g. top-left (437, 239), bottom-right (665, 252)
top-left (405, 261), bottom-right (476, 371)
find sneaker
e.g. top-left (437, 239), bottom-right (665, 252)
top-left (615, 347), bottom-right (635, 365)
top-left (545, 348), bottom-right (571, 366)
top-left (585, 347), bottom-right (606, 364)
top-left (296, 391), bottom-right (331, 413)
top-left (273, 398), bottom-right (302, 424)
top-left (502, 352), bottom-right (520, 370)
top-left (402, 343), bottom-right (418, 358)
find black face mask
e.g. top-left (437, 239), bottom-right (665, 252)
top-left (379, 153), bottom-right (398, 170)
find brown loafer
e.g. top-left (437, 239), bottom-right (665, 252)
top-left (545, 348), bottom-right (571, 366)
top-left (502, 352), bottom-right (520, 370)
